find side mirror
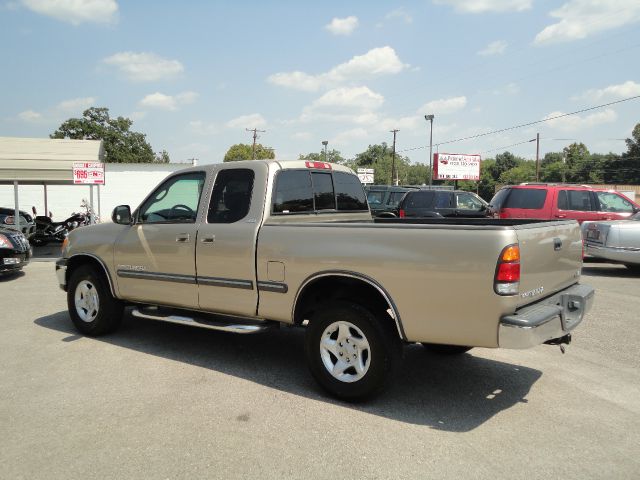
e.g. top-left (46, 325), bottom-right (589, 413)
top-left (112, 205), bottom-right (132, 225)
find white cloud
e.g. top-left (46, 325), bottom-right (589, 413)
top-left (267, 46), bottom-right (409, 92)
top-left (56, 96), bottom-right (96, 112)
top-left (226, 113), bottom-right (266, 129)
top-left (103, 52), bottom-right (184, 82)
top-left (18, 109), bottom-right (42, 122)
top-left (310, 86), bottom-right (384, 111)
top-left (325, 16), bottom-right (359, 35)
top-left (385, 8), bottom-right (413, 23)
top-left (534, 1), bottom-right (640, 45)
top-left (434, 0), bottom-right (531, 14)
top-left (189, 120), bottom-right (219, 135)
top-left (129, 111), bottom-right (146, 121)
top-left (21, 0), bottom-right (118, 25)
top-left (575, 80), bottom-right (640, 101)
top-left (331, 128), bottom-right (369, 146)
top-left (478, 40), bottom-right (507, 56)
top-left (544, 108), bottom-right (617, 131)
top-left (418, 96), bottom-right (468, 115)
top-left (139, 91), bottom-right (198, 111)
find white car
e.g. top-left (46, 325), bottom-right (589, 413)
top-left (582, 212), bottom-right (640, 271)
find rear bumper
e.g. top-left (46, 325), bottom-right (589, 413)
top-left (499, 284), bottom-right (595, 349)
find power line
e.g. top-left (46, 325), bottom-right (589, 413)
top-left (398, 95), bottom-right (640, 154)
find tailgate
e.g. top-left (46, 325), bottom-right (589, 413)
top-left (514, 221), bottom-right (583, 308)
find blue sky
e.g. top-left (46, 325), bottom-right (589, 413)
top-left (1, 0), bottom-right (639, 166)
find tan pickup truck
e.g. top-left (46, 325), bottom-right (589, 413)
top-left (56, 160), bottom-right (594, 400)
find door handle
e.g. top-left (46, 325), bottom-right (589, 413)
top-left (555, 214), bottom-right (566, 218)
top-left (200, 235), bottom-right (215, 244)
top-left (176, 233), bottom-right (190, 243)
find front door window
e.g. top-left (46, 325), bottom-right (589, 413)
top-left (138, 172), bottom-right (205, 223)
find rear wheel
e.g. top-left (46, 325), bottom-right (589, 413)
top-left (421, 343), bottom-right (472, 355)
top-left (305, 301), bottom-right (401, 401)
top-left (67, 265), bottom-right (123, 336)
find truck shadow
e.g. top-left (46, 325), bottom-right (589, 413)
top-left (35, 310), bottom-right (541, 432)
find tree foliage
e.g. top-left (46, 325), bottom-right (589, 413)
top-left (223, 143), bottom-right (275, 162)
top-left (51, 107), bottom-right (164, 163)
top-left (299, 149), bottom-right (346, 164)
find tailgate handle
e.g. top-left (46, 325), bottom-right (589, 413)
top-left (554, 238), bottom-right (563, 251)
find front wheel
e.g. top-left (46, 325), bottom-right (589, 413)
top-left (304, 301), bottom-right (401, 401)
top-left (67, 265), bottom-right (123, 336)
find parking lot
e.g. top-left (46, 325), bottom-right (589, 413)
top-left (1, 258), bottom-right (639, 479)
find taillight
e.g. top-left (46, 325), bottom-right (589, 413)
top-left (495, 244), bottom-right (520, 295)
top-left (399, 209), bottom-right (405, 218)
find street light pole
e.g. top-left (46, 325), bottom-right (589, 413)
top-left (322, 140), bottom-right (328, 162)
top-left (425, 115), bottom-right (435, 187)
top-left (390, 129), bottom-right (399, 186)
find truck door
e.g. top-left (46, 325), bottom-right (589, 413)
top-left (196, 164), bottom-right (266, 317)
top-left (114, 171), bottom-right (206, 308)
top-left (555, 189), bottom-right (600, 223)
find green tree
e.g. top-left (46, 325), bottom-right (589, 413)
top-left (494, 151), bottom-right (522, 177)
top-left (351, 143), bottom-right (427, 185)
top-left (223, 143), bottom-right (275, 162)
top-left (51, 107), bottom-right (161, 163)
top-left (498, 161), bottom-right (536, 185)
top-left (155, 150), bottom-right (170, 163)
top-left (299, 149), bottom-right (346, 164)
top-left (541, 151), bottom-right (564, 167)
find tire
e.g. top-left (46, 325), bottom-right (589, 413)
top-left (67, 265), bottom-right (123, 336)
top-left (421, 343), bottom-right (472, 355)
top-left (304, 301), bottom-right (402, 401)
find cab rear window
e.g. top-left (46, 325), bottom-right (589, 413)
top-left (272, 169), bottom-right (367, 214)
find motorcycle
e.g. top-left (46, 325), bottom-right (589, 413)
top-left (31, 202), bottom-right (94, 246)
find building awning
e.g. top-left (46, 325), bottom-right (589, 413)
top-left (0, 137), bottom-right (105, 185)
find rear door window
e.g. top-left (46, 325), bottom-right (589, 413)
top-left (503, 189), bottom-right (547, 209)
top-left (558, 190), bottom-right (594, 211)
top-left (404, 191), bottom-right (435, 208)
top-left (207, 169), bottom-right (254, 223)
top-left (434, 192), bottom-right (451, 208)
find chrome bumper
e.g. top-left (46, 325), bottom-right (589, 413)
top-left (56, 258), bottom-right (67, 291)
top-left (499, 284), bottom-right (595, 349)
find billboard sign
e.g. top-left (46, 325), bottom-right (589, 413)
top-left (357, 168), bottom-right (374, 184)
top-left (433, 153), bottom-right (481, 181)
top-left (73, 162), bottom-right (105, 185)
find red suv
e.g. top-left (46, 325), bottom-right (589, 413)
top-left (489, 184), bottom-right (639, 223)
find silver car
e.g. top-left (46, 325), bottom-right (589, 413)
top-left (583, 212), bottom-right (640, 271)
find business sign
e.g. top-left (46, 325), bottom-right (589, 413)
top-left (73, 162), bottom-right (105, 185)
top-left (357, 168), bottom-right (375, 184)
top-left (433, 153), bottom-right (481, 181)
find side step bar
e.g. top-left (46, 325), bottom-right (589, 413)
top-left (131, 306), bottom-right (276, 334)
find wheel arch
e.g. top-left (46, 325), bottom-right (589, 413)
top-left (292, 271), bottom-right (406, 341)
top-left (66, 254), bottom-right (117, 297)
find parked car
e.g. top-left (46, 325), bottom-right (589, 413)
top-left (0, 226), bottom-right (31, 275)
top-left (489, 184), bottom-right (639, 223)
top-left (364, 185), bottom-right (418, 217)
top-left (582, 212), bottom-right (640, 271)
top-left (0, 207), bottom-right (36, 238)
top-left (397, 189), bottom-right (489, 218)
top-left (56, 160), bottom-right (593, 400)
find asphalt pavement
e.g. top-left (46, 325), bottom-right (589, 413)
top-left (0, 260), bottom-right (638, 479)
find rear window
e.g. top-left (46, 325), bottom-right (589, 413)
top-left (272, 169), bottom-right (367, 214)
top-left (334, 172), bottom-right (367, 211)
top-left (502, 189), bottom-right (547, 209)
top-left (404, 191), bottom-right (435, 208)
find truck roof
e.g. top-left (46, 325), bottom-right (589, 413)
top-left (172, 160), bottom-right (356, 175)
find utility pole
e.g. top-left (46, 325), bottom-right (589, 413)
top-left (246, 128), bottom-right (266, 159)
top-left (535, 132), bottom-right (540, 182)
top-left (390, 129), bottom-right (399, 186)
top-left (425, 115), bottom-right (435, 187)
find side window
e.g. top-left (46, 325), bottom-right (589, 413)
top-left (388, 191), bottom-right (405, 207)
top-left (138, 172), bottom-right (205, 224)
top-left (334, 172), bottom-right (368, 211)
top-left (207, 169), bottom-right (255, 224)
top-left (312, 172), bottom-right (336, 210)
top-left (559, 190), bottom-right (593, 211)
top-left (503, 189), bottom-right (547, 209)
top-left (435, 192), bottom-right (451, 208)
top-left (456, 192), bottom-right (484, 210)
top-left (405, 191), bottom-right (434, 208)
top-left (366, 191), bottom-right (384, 205)
top-left (273, 170), bottom-right (313, 213)
top-left (595, 192), bottom-right (634, 213)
